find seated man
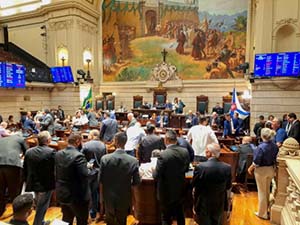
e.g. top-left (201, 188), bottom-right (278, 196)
top-left (10, 194), bottom-right (34, 225)
top-left (0, 122), bottom-right (11, 138)
top-left (139, 149), bottom-right (161, 179)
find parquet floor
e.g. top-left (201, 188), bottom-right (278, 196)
top-left (0, 191), bottom-right (270, 225)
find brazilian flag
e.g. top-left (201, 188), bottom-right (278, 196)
top-left (82, 88), bottom-right (93, 111)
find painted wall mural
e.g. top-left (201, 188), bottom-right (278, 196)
top-left (102, 0), bottom-right (248, 82)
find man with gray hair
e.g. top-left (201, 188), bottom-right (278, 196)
top-left (153, 129), bottom-right (190, 225)
top-left (23, 131), bottom-right (55, 225)
top-left (192, 143), bottom-right (232, 225)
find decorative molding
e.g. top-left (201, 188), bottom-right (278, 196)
top-left (49, 19), bottom-right (74, 31)
top-left (276, 18), bottom-right (298, 26)
top-left (85, 0), bottom-right (94, 4)
top-left (76, 19), bottom-right (97, 34)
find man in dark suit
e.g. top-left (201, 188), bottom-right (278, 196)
top-left (55, 133), bottom-right (89, 225)
top-left (39, 109), bottom-right (54, 135)
top-left (153, 129), bottom-right (190, 225)
top-left (138, 123), bottom-right (165, 163)
top-left (192, 143), bottom-right (232, 225)
top-left (286, 112), bottom-right (300, 143)
top-left (57, 105), bottom-right (65, 120)
top-left (100, 112), bottom-right (118, 142)
top-left (99, 132), bottom-right (141, 225)
top-left (23, 131), bottom-right (55, 225)
top-left (0, 134), bottom-right (28, 217)
top-left (81, 129), bottom-right (106, 220)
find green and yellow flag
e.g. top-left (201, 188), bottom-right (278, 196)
top-left (82, 88), bottom-right (92, 111)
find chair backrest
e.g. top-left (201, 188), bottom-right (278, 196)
top-left (153, 88), bottom-right (167, 106)
top-left (133, 95), bottom-right (143, 108)
top-left (95, 97), bottom-right (105, 111)
top-left (223, 95), bottom-right (232, 114)
top-left (106, 95), bottom-right (115, 111)
top-left (196, 95), bottom-right (208, 114)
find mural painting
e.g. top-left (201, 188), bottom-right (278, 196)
top-left (102, 0), bottom-right (248, 82)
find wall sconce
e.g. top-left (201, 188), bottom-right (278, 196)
top-left (83, 49), bottom-right (92, 80)
top-left (58, 47), bottom-right (68, 66)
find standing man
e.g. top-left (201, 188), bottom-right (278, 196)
top-left (100, 112), bottom-right (118, 142)
top-left (99, 132), bottom-right (141, 225)
top-left (23, 131), bottom-right (55, 225)
top-left (0, 134), bottom-right (28, 217)
top-left (125, 122), bottom-right (145, 156)
top-left (153, 129), bottom-right (190, 225)
top-left (81, 129), bottom-right (106, 220)
top-left (192, 143), bottom-right (232, 225)
top-left (271, 118), bottom-right (287, 147)
top-left (286, 113), bottom-right (300, 143)
top-left (138, 123), bottom-right (165, 163)
top-left (57, 105), bottom-right (65, 121)
top-left (55, 133), bottom-right (89, 225)
top-left (127, 112), bottom-right (137, 128)
top-left (187, 117), bottom-right (218, 162)
top-left (39, 109), bottom-right (54, 135)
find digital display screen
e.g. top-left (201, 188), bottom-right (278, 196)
top-left (51, 66), bottom-right (74, 83)
top-left (254, 52), bottom-right (300, 77)
top-left (0, 62), bottom-right (26, 88)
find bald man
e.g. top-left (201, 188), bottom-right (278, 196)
top-left (192, 143), bottom-right (231, 225)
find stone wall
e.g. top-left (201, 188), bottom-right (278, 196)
top-left (0, 83), bottom-right (80, 121)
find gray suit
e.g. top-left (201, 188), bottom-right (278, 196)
top-left (87, 112), bottom-right (99, 127)
top-left (99, 149), bottom-right (140, 225)
top-left (40, 113), bottom-right (54, 135)
top-left (0, 135), bottom-right (28, 216)
top-left (100, 118), bottom-right (118, 142)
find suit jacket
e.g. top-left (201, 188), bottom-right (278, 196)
top-left (40, 113), bottom-right (54, 135)
top-left (0, 135), bottom-right (27, 168)
top-left (223, 120), bottom-right (232, 137)
top-left (288, 120), bottom-right (300, 143)
top-left (100, 118), bottom-right (118, 142)
top-left (153, 144), bottom-right (190, 207)
top-left (55, 146), bottom-right (89, 204)
top-left (138, 134), bottom-right (165, 163)
top-left (237, 143), bottom-right (254, 176)
top-left (177, 137), bottom-right (194, 162)
top-left (23, 145), bottom-right (55, 192)
top-left (192, 158), bottom-right (231, 215)
top-left (81, 139), bottom-right (106, 168)
top-left (99, 149), bottom-right (140, 210)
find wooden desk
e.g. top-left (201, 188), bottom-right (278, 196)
top-left (169, 114), bottom-right (186, 128)
top-left (131, 108), bottom-right (173, 117)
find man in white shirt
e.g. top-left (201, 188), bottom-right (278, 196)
top-left (139, 149), bottom-right (161, 179)
top-left (187, 116), bottom-right (218, 162)
top-left (125, 122), bottom-right (146, 156)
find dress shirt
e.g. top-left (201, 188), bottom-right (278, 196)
top-left (253, 141), bottom-right (278, 167)
top-left (139, 158), bottom-right (157, 179)
top-left (125, 124), bottom-right (146, 151)
top-left (187, 125), bottom-right (218, 156)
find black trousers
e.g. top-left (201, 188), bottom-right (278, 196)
top-left (105, 204), bottom-right (128, 225)
top-left (61, 201), bottom-right (89, 225)
top-left (0, 165), bottom-right (23, 217)
top-left (161, 203), bottom-right (185, 225)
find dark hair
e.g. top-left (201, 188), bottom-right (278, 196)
top-left (8, 115), bottom-right (13, 120)
top-left (199, 116), bottom-right (207, 124)
top-left (68, 133), bottom-right (82, 145)
top-left (44, 109), bottom-right (50, 114)
top-left (146, 122), bottom-right (155, 133)
top-left (259, 115), bottom-right (264, 120)
top-left (288, 113), bottom-right (297, 120)
top-left (114, 132), bottom-right (127, 148)
top-left (165, 129), bottom-right (177, 142)
top-left (12, 194), bottom-right (33, 215)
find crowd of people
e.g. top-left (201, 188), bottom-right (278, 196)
top-left (0, 104), bottom-right (299, 225)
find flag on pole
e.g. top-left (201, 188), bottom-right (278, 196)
top-left (82, 88), bottom-right (92, 111)
top-left (230, 88), bottom-right (250, 119)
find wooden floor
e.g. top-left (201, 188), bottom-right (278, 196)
top-left (0, 191), bottom-right (270, 225)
